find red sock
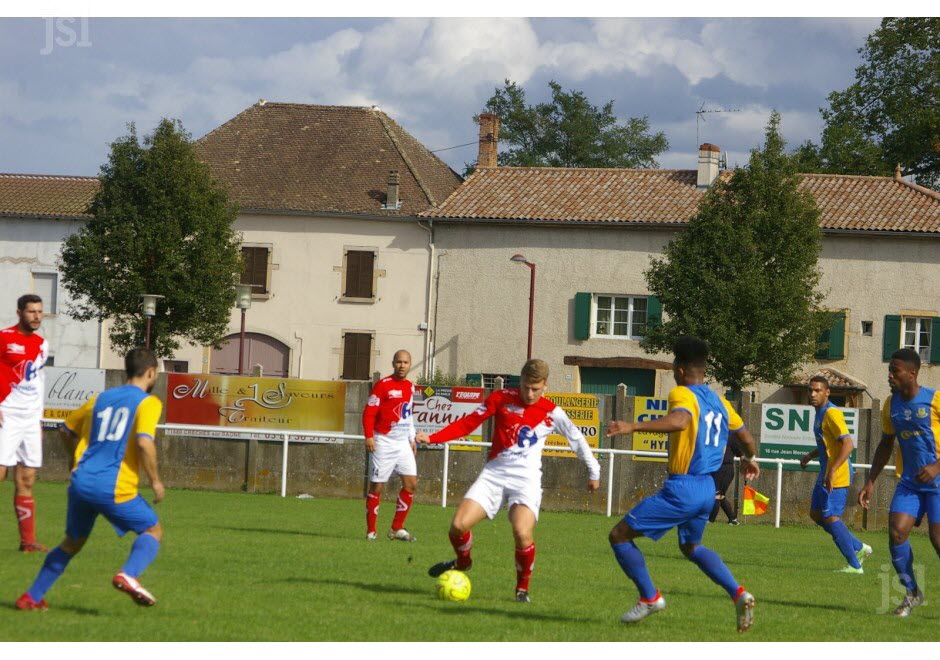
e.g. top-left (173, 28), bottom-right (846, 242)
top-left (391, 489), bottom-right (413, 531)
top-left (365, 493), bottom-right (380, 534)
top-left (15, 496), bottom-right (36, 545)
top-left (515, 543), bottom-right (536, 592)
top-left (449, 529), bottom-right (473, 570)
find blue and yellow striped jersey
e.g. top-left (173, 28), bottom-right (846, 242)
top-left (882, 387), bottom-right (940, 492)
top-left (64, 384), bottom-right (162, 503)
top-left (667, 384), bottom-right (744, 476)
top-left (813, 401), bottom-right (853, 488)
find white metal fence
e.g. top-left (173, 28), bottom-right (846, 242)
top-left (45, 419), bottom-right (893, 529)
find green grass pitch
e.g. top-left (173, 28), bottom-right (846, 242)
top-left (0, 481), bottom-right (936, 641)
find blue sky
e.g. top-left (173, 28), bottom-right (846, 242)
top-left (0, 17), bottom-right (883, 177)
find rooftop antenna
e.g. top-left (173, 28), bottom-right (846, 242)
top-left (696, 103), bottom-right (741, 148)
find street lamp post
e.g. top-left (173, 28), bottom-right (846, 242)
top-left (510, 254), bottom-right (536, 360)
top-left (139, 294), bottom-right (164, 350)
top-left (235, 284), bottom-right (253, 376)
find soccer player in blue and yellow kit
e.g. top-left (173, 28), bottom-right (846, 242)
top-left (15, 348), bottom-right (166, 610)
top-left (799, 375), bottom-right (872, 573)
top-left (606, 336), bottom-right (761, 633)
top-left (859, 348), bottom-right (940, 618)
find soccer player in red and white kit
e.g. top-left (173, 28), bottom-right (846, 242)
top-left (417, 359), bottom-right (600, 603)
top-left (0, 294), bottom-right (50, 552)
top-left (363, 350), bottom-right (418, 542)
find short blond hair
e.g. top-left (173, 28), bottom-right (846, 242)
top-left (521, 358), bottom-right (549, 383)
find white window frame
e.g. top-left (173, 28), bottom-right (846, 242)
top-left (902, 316), bottom-right (931, 363)
top-left (590, 294), bottom-right (649, 340)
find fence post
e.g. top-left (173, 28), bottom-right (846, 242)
top-left (606, 453), bottom-right (615, 517)
top-left (441, 443), bottom-right (449, 508)
top-left (280, 432), bottom-right (289, 498)
top-left (775, 460), bottom-right (782, 528)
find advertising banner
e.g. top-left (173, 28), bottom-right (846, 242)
top-left (165, 374), bottom-right (346, 442)
top-left (544, 392), bottom-right (601, 458)
top-left (632, 396), bottom-right (669, 462)
top-left (759, 404), bottom-right (859, 471)
top-left (42, 366), bottom-right (106, 427)
top-left (412, 385), bottom-right (485, 451)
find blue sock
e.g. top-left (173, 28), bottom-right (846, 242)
top-left (121, 533), bottom-right (160, 578)
top-left (688, 545), bottom-right (739, 599)
top-left (611, 541), bottom-right (657, 600)
top-left (823, 521), bottom-right (862, 568)
top-left (851, 536), bottom-right (863, 553)
top-left (27, 547), bottom-right (73, 601)
top-left (890, 541), bottom-right (917, 592)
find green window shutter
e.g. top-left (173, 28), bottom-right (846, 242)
top-left (931, 317), bottom-right (940, 364)
top-left (815, 311), bottom-right (846, 360)
top-left (465, 373), bottom-right (482, 387)
top-left (647, 295), bottom-right (663, 330)
top-left (574, 292), bottom-right (592, 340)
top-left (882, 315), bottom-right (902, 361)
top-left (828, 312), bottom-right (846, 359)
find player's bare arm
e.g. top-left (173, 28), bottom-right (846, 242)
top-left (416, 432), bottom-right (431, 444)
top-left (365, 436), bottom-right (376, 452)
top-left (137, 435), bottom-right (165, 504)
top-left (734, 427), bottom-right (761, 481)
top-left (916, 459), bottom-right (940, 484)
top-left (59, 426), bottom-right (78, 470)
top-left (587, 479), bottom-right (600, 492)
top-left (607, 409), bottom-right (691, 437)
top-left (799, 448), bottom-right (819, 470)
top-left (858, 433), bottom-right (895, 508)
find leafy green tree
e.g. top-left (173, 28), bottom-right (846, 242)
top-left (60, 119), bottom-right (242, 357)
top-left (796, 18), bottom-right (940, 189)
top-left (469, 80), bottom-right (668, 173)
top-left (644, 112), bottom-right (827, 392)
top-left (415, 368), bottom-right (469, 387)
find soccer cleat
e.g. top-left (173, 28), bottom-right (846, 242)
top-left (387, 528), bottom-right (416, 542)
top-left (515, 589), bottom-right (531, 603)
top-left (15, 593), bottom-right (48, 610)
top-left (366, 532), bottom-right (377, 541)
top-left (735, 591), bottom-right (755, 633)
top-left (856, 543), bottom-right (873, 566)
top-left (428, 558), bottom-right (471, 577)
top-left (112, 572), bottom-right (156, 606)
top-left (893, 588), bottom-right (925, 617)
top-left (19, 542), bottom-right (49, 553)
top-left (835, 565), bottom-right (864, 574)
top-left (728, 519), bottom-right (741, 526)
top-left (620, 594), bottom-right (666, 623)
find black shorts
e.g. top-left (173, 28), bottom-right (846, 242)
top-left (711, 463), bottom-right (734, 496)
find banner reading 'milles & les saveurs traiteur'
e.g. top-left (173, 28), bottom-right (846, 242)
top-left (165, 374), bottom-right (346, 442)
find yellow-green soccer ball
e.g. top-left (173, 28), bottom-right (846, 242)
top-left (436, 570), bottom-right (472, 602)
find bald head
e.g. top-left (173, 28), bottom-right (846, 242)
top-left (392, 350), bottom-right (412, 380)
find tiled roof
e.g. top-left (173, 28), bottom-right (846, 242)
top-left (422, 167), bottom-right (940, 234)
top-left (0, 173), bottom-right (97, 219)
top-left (193, 102), bottom-right (462, 215)
top-left (791, 367), bottom-right (867, 390)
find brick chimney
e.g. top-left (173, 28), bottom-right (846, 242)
top-left (477, 113), bottom-right (499, 169)
top-left (697, 143), bottom-right (721, 188)
top-left (383, 170), bottom-right (401, 210)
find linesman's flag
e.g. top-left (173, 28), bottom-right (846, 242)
top-left (742, 485), bottom-right (769, 516)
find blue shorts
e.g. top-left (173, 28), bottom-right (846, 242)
top-left (810, 483), bottom-right (848, 518)
top-left (890, 480), bottom-right (940, 523)
top-left (66, 486), bottom-right (159, 539)
top-left (624, 474), bottom-right (713, 545)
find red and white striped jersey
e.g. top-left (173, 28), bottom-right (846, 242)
top-left (362, 376), bottom-right (416, 443)
top-left (428, 389), bottom-right (600, 480)
top-left (0, 325), bottom-right (48, 418)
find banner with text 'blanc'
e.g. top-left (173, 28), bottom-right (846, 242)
top-left (42, 366), bottom-right (107, 427)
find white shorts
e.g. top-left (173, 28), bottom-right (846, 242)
top-left (464, 464), bottom-right (543, 521)
top-left (369, 439), bottom-right (417, 483)
top-left (0, 413), bottom-right (43, 468)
